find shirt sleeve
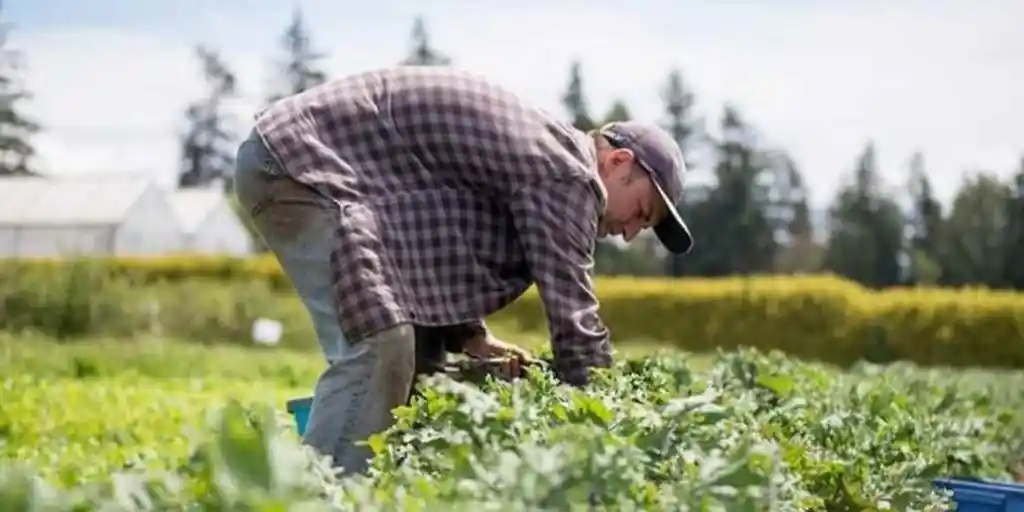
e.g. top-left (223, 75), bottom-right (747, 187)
top-left (507, 175), bottom-right (613, 386)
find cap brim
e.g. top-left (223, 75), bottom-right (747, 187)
top-left (650, 178), bottom-right (694, 255)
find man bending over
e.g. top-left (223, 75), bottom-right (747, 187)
top-left (233, 66), bottom-right (693, 475)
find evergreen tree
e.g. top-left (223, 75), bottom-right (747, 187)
top-left (680, 106), bottom-right (778, 276)
top-left (266, 7), bottom-right (327, 105)
top-left (602, 100), bottom-right (631, 124)
top-left (0, 2), bottom-right (39, 176)
top-left (937, 172), bottom-right (1010, 287)
top-left (561, 60), bottom-right (596, 133)
top-left (712, 106), bottom-right (778, 274)
top-left (179, 45), bottom-right (238, 190)
top-left (1002, 157), bottom-right (1024, 289)
top-left (660, 69), bottom-right (700, 171)
top-left (401, 17), bottom-right (452, 66)
top-left (905, 151), bottom-right (944, 284)
top-left (823, 142), bottom-right (904, 288)
top-left (771, 153), bottom-right (821, 274)
top-left (660, 69), bottom-right (703, 276)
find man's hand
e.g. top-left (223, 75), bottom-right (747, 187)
top-left (462, 334), bottom-right (534, 380)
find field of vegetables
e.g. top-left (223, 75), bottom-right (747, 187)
top-left (3, 332), bottom-right (1024, 511)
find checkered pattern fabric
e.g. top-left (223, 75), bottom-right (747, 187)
top-left (252, 66), bottom-right (613, 385)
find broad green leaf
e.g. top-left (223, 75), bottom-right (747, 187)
top-left (215, 401), bottom-right (273, 493)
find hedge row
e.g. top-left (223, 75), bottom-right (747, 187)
top-left (2, 256), bottom-right (1023, 369)
top-left (0, 258), bottom-right (313, 350)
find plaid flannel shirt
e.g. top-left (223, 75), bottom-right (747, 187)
top-left (252, 66), bottom-right (613, 385)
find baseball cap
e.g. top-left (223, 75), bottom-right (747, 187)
top-left (600, 121), bottom-right (694, 255)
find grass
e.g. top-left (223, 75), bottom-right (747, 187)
top-left (0, 333), bottom-right (316, 486)
top-left (8, 329), bottom-right (1022, 504)
top-left (1, 332), bottom-right (324, 383)
top-left (3, 332), bottom-right (1024, 509)
top-left (0, 329), bottom-right (705, 487)
top-left (2, 374), bottom-right (306, 487)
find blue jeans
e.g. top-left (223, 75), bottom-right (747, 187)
top-left (233, 129), bottom-right (416, 475)
top-left (233, 130), bottom-right (348, 363)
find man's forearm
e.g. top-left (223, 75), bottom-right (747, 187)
top-left (546, 307), bottom-right (613, 386)
top-left (506, 176), bottom-right (613, 387)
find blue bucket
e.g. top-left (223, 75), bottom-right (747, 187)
top-left (934, 477), bottom-right (1024, 511)
top-left (286, 396), bottom-right (314, 436)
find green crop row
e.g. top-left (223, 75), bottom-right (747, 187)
top-left (4, 338), bottom-right (1024, 510)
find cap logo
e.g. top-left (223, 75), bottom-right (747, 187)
top-left (602, 130), bottom-right (628, 146)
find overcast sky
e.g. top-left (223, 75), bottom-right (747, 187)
top-left (6, 0), bottom-right (1022, 208)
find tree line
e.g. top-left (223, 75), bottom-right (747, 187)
top-left (0, 6), bottom-right (1021, 290)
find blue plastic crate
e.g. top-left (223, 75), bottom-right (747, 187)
top-left (934, 477), bottom-right (1024, 511)
top-left (286, 396), bottom-right (313, 436)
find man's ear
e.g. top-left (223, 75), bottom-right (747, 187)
top-left (609, 148), bottom-right (635, 167)
top-left (606, 150), bottom-right (637, 182)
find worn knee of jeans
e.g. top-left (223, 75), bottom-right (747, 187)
top-left (304, 324), bottom-right (416, 474)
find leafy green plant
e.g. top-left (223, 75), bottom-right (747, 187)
top-left (3, 344), bottom-right (1023, 510)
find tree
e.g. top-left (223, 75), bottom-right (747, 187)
top-left (823, 142), bottom-right (905, 288)
top-left (266, 7), bottom-right (327, 105)
top-left (904, 151), bottom-right (944, 285)
top-left (602, 100), bottom-right (631, 124)
top-left (660, 69), bottom-right (702, 171)
top-left (401, 17), bottom-right (452, 66)
top-left (561, 60), bottom-right (596, 133)
top-left (1002, 157), bottom-right (1024, 289)
top-left (712, 106), bottom-right (778, 274)
top-left (660, 69), bottom-right (704, 277)
top-left (771, 153), bottom-right (822, 274)
top-left (938, 172), bottom-right (1010, 287)
top-left (0, 1), bottom-right (39, 176)
top-left (678, 106), bottom-right (778, 277)
top-left (178, 45), bottom-right (238, 190)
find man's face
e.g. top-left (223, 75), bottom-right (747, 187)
top-left (596, 147), bottom-right (666, 242)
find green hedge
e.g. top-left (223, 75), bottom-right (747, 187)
top-left (2, 256), bottom-right (1024, 370)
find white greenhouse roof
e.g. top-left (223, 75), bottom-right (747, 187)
top-left (169, 189), bottom-right (226, 234)
top-left (0, 176), bottom-right (153, 226)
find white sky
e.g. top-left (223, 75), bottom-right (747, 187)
top-left (9, 0), bottom-right (1024, 208)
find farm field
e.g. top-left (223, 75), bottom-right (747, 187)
top-left (3, 332), bottom-right (1024, 510)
